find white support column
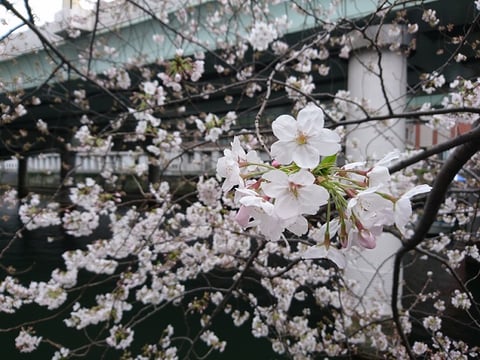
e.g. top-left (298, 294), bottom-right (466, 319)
top-left (346, 25), bottom-right (409, 162)
top-left (62, 0), bottom-right (81, 9)
top-left (345, 25), bottom-right (410, 316)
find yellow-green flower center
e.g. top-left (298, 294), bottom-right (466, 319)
top-left (289, 182), bottom-right (301, 197)
top-left (296, 131), bottom-right (308, 145)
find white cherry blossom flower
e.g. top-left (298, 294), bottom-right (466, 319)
top-left (106, 325), bottom-right (134, 350)
top-left (366, 151), bottom-right (400, 190)
top-left (395, 184), bottom-right (432, 235)
top-left (247, 21), bottom-right (278, 51)
top-left (412, 342), bottom-right (428, 355)
top-left (235, 188), bottom-right (308, 241)
top-left (270, 105), bottom-right (341, 169)
top-left (51, 348), bottom-right (70, 360)
top-left (347, 186), bottom-right (394, 229)
top-left (235, 188), bottom-right (283, 241)
top-left (217, 136), bottom-right (262, 192)
top-left (262, 169), bottom-right (329, 219)
top-left (216, 137), bottom-right (246, 191)
top-left (15, 329), bottom-right (42, 353)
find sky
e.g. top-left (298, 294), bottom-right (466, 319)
top-left (0, 0), bottom-right (63, 33)
top-left (0, 0), bottom-right (105, 37)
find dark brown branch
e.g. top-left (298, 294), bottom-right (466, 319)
top-left (389, 123), bottom-right (480, 174)
top-left (391, 125), bottom-right (480, 359)
top-left (86, 0), bottom-right (102, 74)
top-left (330, 107), bottom-right (480, 129)
top-left (23, 0), bottom-right (34, 23)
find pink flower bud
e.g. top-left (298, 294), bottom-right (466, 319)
top-left (235, 205), bottom-right (250, 227)
top-left (271, 160), bottom-right (281, 168)
top-left (358, 229), bottom-right (377, 249)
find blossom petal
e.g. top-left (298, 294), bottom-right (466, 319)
top-left (272, 115), bottom-right (296, 141)
top-left (314, 129), bottom-right (341, 155)
top-left (368, 166), bottom-right (391, 189)
top-left (235, 206), bottom-right (251, 227)
top-left (402, 184), bottom-right (432, 199)
top-left (286, 215), bottom-right (308, 236)
top-left (376, 150), bottom-right (400, 167)
top-left (297, 105), bottom-right (324, 128)
top-left (292, 144), bottom-right (320, 168)
top-left (395, 197), bottom-right (412, 234)
top-left (298, 185), bottom-right (329, 214)
top-left (316, 219), bottom-right (340, 241)
top-left (271, 140), bottom-right (296, 165)
top-left (303, 245), bottom-right (328, 259)
top-left (288, 169), bottom-right (315, 186)
top-left (262, 170), bottom-right (288, 198)
top-left (325, 247), bottom-right (346, 269)
top-left (302, 246), bottom-right (346, 269)
top-left (274, 193), bottom-right (300, 219)
top-left (262, 169), bottom-right (288, 184)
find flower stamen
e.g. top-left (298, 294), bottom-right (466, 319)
top-left (296, 131), bottom-right (308, 145)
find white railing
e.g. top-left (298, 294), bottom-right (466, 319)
top-left (0, 150), bottom-right (221, 176)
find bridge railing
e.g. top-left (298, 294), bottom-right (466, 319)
top-left (0, 149), bottom-right (222, 176)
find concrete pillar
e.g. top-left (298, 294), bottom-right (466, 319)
top-left (62, 0), bottom-right (81, 10)
top-left (346, 25), bottom-right (409, 162)
top-left (17, 157), bottom-right (28, 198)
top-left (344, 25), bottom-right (410, 316)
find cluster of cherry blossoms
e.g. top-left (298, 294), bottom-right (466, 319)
top-left (217, 104), bottom-right (431, 268)
top-left (2, 0), bottom-right (480, 358)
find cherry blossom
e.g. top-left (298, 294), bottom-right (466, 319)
top-left (106, 325), bottom-right (134, 350)
top-left (0, 2), bottom-right (477, 359)
top-left (216, 136), bottom-right (263, 191)
top-left (394, 184), bottom-right (432, 235)
top-left (270, 105), bottom-right (341, 168)
top-left (18, 195), bottom-right (61, 230)
top-left (247, 21), bottom-right (278, 51)
top-left (15, 329), bottom-right (42, 353)
top-left (346, 186), bottom-right (395, 230)
top-left (262, 169), bottom-right (329, 219)
top-left (235, 188), bottom-right (308, 241)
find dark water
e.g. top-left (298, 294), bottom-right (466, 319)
top-left (0, 191), bottom-right (278, 360)
top-left (0, 182), bottom-right (479, 358)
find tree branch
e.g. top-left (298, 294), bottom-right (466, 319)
top-left (389, 123), bottom-right (480, 174)
top-left (391, 125), bottom-right (480, 359)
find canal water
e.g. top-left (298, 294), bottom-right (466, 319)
top-left (0, 177), bottom-right (279, 359)
top-left (0, 175), bottom-right (479, 358)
